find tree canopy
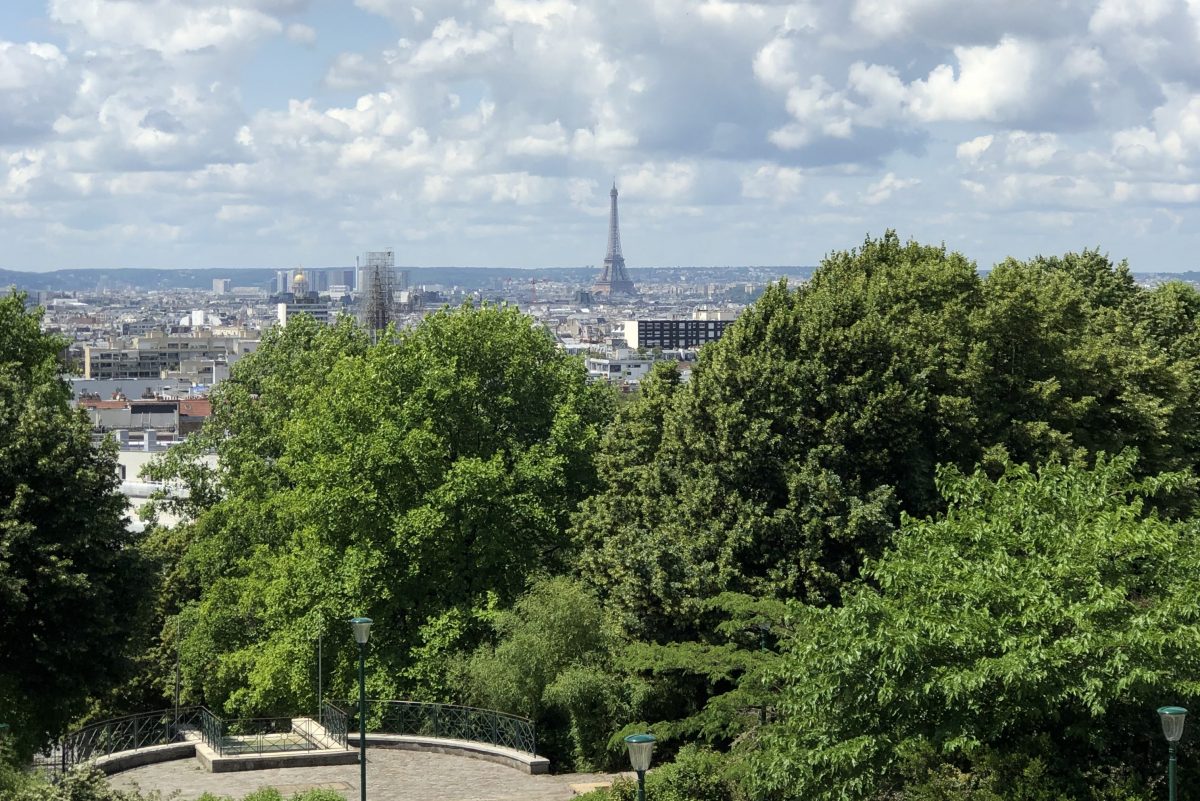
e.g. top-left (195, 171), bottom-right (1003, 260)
top-left (24, 234), bottom-right (1200, 801)
top-left (0, 293), bottom-right (150, 758)
top-left (577, 234), bottom-right (1200, 643)
top-left (754, 453), bottom-right (1200, 801)
top-left (156, 304), bottom-right (612, 715)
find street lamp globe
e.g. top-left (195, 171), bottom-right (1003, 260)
top-left (350, 617), bottom-right (373, 645)
top-left (1159, 706), bottom-right (1188, 742)
top-left (625, 733), bottom-right (656, 772)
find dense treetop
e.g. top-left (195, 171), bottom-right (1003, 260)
top-left (0, 293), bottom-right (149, 758)
top-left (14, 234), bottom-right (1200, 801)
top-left (754, 454), bottom-right (1200, 801)
top-left (577, 234), bottom-right (1200, 643)
top-left (152, 304), bottom-right (613, 715)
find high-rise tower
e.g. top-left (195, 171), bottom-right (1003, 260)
top-left (360, 249), bottom-right (395, 341)
top-left (592, 183), bottom-right (637, 297)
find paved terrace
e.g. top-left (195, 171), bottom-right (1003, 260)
top-left (109, 747), bottom-right (629, 800)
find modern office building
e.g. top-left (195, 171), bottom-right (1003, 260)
top-left (82, 333), bottom-right (236, 379)
top-left (623, 318), bottom-right (735, 350)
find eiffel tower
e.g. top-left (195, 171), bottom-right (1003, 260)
top-left (592, 183), bottom-right (637, 297)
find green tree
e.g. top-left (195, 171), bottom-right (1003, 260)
top-left (577, 233), bottom-right (982, 640)
top-left (578, 236), bottom-right (1200, 642)
top-left (466, 576), bottom-right (641, 770)
top-left (154, 306), bottom-right (612, 716)
top-left (753, 453), bottom-right (1200, 801)
top-left (0, 294), bottom-right (150, 758)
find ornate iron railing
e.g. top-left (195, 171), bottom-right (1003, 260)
top-left (319, 700), bottom-right (349, 748)
top-left (198, 707), bottom-right (224, 754)
top-left (40, 698), bottom-right (533, 772)
top-left (340, 699), bottom-right (537, 755)
top-left (50, 706), bottom-right (203, 772)
top-left (213, 717), bottom-right (320, 756)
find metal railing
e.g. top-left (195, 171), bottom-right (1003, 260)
top-left (39, 698), bottom-right (534, 772)
top-left (319, 700), bottom-right (350, 748)
top-left (198, 707), bottom-right (224, 754)
top-left (44, 706), bottom-right (204, 773)
top-left (341, 699), bottom-right (537, 756)
top-left (213, 717), bottom-right (320, 756)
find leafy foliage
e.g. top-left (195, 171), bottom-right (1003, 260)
top-left (466, 576), bottom-right (642, 769)
top-left (152, 305), bottom-right (612, 715)
top-left (578, 745), bottom-right (738, 801)
top-left (0, 293), bottom-right (151, 758)
top-left (579, 236), bottom-right (1200, 642)
top-left (753, 453), bottom-right (1200, 801)
top-left (1, 766), bottom-right (166, 801)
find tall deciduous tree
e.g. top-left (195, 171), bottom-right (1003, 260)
top-left (156, 306), bottom-right (612, 715)
top-left (0, 293), bottom-right (149, 758)
top-left (754, 453), bottom-right (1200, 801)
top-left (577, 235), bottom-right (1200, 643)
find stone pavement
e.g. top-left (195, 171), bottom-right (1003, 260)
top-left (108, 747), bottom-right (629, 801)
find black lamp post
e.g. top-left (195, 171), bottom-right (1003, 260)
top-left (351, 617), bottom-right (372, 801)
top-left (1158, 706), bottom-right (1187, 801)
top-left (624, 733), bottom-right (656, 801)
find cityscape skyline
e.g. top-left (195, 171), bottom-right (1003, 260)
top-left (5, 1), bottom-right (1200, 271)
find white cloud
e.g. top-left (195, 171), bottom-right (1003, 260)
top-left (752, 36), bottom-right (801, 90)
top-left (957, 134), bottom-right (994, 162)
top-left (492, 0), bottom-right (575, 27)
top-left (768, 76), bottom-right (859, 149)
top-left (403, 19), bottom-right (507, 73)
top-left (620, 161), bottom-right (697, 200)
top-left (862, 172), bottom-right (919, 204)
top-left (907, 37), bottom-right (1039, 122)
top-left (49, 0), bottom-right (286, 56)
top-left (5, 0), bottom-right (1200, 271)
top-left (1089, 0), bottom-right (1175, 34)
top-left (507, 121), bottom-right (569, 157)
top-left (741, 163), bottom-right (804, 201)
top-left (286, 23), bottom-right (317, 46)
top-left (1110, 86), bottom-right (1200, 170)
top-left (0, 42), bottom-right (77, 142)
top-left (216, 203), bottom-right (269, 222)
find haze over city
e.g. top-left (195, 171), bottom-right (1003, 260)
top-left (4, 0), bottom-right (1200, 271)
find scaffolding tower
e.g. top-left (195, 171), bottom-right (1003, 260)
top-left (360, 249), bottom-right (395, 341)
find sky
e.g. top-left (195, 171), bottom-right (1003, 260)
top-left (3, 0), bottom-right (1200, 272)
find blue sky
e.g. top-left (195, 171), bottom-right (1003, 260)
top-left (3, 0), bottom-right (1200, 271)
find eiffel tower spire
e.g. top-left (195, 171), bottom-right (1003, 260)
top-left (592, 182), bottom-right (637, 297)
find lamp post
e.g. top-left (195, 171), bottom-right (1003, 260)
top-left (624, 733), bottom-right (656, 801)
top-left (1158, 706), bottom-right (1187, 801)
top-left (351, 617), bottom-right (372, 801)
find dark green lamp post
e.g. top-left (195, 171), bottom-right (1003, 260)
top-left (351, 617), bottom-right (373, 801)
top-left (624, 733), bottom-right (656, 801)
top-left (1158, 706), bottom-right (1187, 801)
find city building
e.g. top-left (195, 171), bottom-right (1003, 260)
top-left (585, 351), bottom-right (655, 383)
top-left (274, 270), bottom-right (331, 326)
top-left (623, 317), bottom-right (735, 350)
top-left (82, 333), bottom-right (237, 379)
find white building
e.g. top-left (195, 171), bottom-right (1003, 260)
top-left (585, 353), bottom-right (655, 383)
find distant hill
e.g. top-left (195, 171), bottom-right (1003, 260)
top-left (0, 267), bottom-right (279, 292)
top-left (0, 265), bottom-right (815, 293)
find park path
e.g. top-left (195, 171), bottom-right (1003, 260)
top-left (108, 747), bottom-right (627, 801)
